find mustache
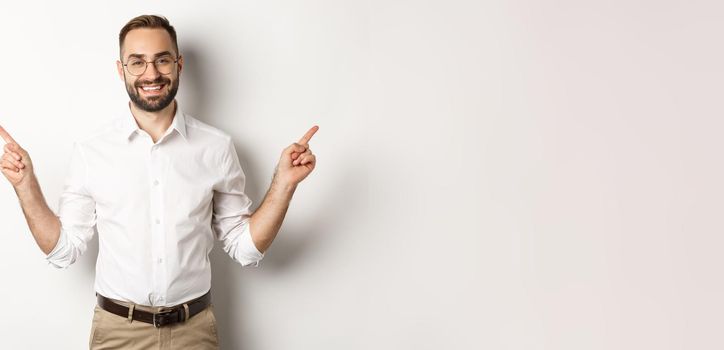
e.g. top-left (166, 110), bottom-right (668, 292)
top-left (135, 77), bottom-right (170, 87)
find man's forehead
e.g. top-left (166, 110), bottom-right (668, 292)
top-left (122, 28), bottom-right (176, 58)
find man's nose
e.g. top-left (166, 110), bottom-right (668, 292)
top-left (141, 62), bottom-right (162, 80)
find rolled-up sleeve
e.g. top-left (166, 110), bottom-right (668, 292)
top-left (46, 141), bottom-right (97, 269)
top-left (211, 137), bottom-right (264, 267)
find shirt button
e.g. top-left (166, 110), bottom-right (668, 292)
top-left (153, 180), bottom-right (159, 186)
top-left (155, 219), bottom-right (160, 224)
top-left (158, 258), bottom-right (163, 264)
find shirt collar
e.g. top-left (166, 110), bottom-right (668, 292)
top-left (120, 100), bottom-right (188, 143)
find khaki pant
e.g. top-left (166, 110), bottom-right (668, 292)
top-left (89, 296), bottom-right (220, 349)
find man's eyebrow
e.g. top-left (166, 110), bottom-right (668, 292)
top-left (127, 51), bottom-right (174, 59)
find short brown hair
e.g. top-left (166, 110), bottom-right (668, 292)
top-left (119, 15), bottom-right (179, 59)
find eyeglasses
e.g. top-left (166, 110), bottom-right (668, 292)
top-left (123, 55), bottom-right (179, 76)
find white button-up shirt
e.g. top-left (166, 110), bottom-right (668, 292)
top-left (46, 101), bottom-right (264, 306)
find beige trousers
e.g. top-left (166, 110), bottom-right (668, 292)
top-left (89, 296), bottom-right (220, 350)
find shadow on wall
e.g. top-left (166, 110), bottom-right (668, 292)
top-left (208, 164), bottom-right (360, 349)
top-left (176, 46), bottom-right (210, 119)
top-left (183, 34), bottom-right (365, 345)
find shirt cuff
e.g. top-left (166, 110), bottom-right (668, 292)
top-left (45, 227), bottom-right (71, 269)
top-left (239, 222), bottom-right (264, 267)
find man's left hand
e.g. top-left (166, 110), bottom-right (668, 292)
top-left (274, 125), bottom-right (319, 187)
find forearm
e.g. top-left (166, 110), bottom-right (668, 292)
top-left (249, 175), bottom-right (297, 254)
top-left (13, 174), bottom-right (61, 255)
top-left (248, 125), bottom-right (318, 254)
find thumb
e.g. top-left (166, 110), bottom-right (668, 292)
top-left (284, 143), bottom-right (307, 156)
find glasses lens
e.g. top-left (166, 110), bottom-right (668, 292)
top-left (154, 56), bottom-right (175, 74)
top-left (127, 58), bottom-right (146, 75)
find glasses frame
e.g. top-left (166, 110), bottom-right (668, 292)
top-left (123, 55), bottom-right (180, 76)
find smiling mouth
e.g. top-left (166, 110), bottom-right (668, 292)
top-left (138, 84), bottom-right (166, 95)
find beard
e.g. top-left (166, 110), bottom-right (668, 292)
top-left (125, 75), bottom-right (180, 112)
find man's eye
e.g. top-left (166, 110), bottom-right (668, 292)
top-left (156, 58), bottom-right (171, 64)
top-left (129, 61), bottom-right (144, 67)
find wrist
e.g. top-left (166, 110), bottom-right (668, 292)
top-left (272, 166), bottom-right (298, 192)
top-left (271, 175), bottom-right (297, 194)
top-left (13, 173), bottom-right (38, 193)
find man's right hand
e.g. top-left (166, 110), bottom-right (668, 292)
top-left (0, 124), bottom-right (61, 256)
top-left (0, 125), bottom-right (35, 188)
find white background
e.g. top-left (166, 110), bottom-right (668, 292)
top-left (0, 1), bottom-right (721, 349)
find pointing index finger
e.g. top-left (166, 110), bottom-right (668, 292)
top-left (0, 125), bottom-right (18, 145)
top-left (298, 125), bottom-right (319, 145)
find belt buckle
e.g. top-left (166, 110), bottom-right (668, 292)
top-left (152, 310), bottom-right (175, 328)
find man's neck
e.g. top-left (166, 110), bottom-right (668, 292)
top-left (128, 100), bottom-right (177, 142)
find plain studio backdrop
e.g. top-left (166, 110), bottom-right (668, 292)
top-left (0, 0), bottom-right (720, 349)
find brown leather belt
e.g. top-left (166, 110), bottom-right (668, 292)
top-left (96, 290), bottom-right (211, 328)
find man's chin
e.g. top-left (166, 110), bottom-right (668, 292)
top-left (129, 92), bottom-right (173, 111)
top-left (132, 99), bottom-right (169, 112)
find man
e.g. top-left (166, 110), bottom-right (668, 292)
top-left (0, 14), bottom-right (317, 349)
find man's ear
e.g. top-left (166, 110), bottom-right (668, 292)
top-left (116, 60), bottom-right (124, 81)
top-left (177, 55), bottom-right (184, 75)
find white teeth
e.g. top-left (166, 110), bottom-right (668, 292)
top-left (142, 85), bottom-right (162, 91)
